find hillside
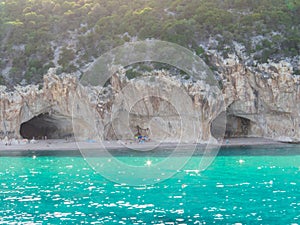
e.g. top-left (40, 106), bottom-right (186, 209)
top-left (0, 0), bottom-right (299, 87)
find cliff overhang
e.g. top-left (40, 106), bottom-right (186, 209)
top-left (1, 55), bottom-right (300, 143)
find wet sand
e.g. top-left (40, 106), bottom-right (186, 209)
top-left (0, 137), bottom-right (289, 152)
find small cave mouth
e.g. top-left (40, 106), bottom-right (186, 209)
top-left (211, 111), bottom-right (252, 139)
top-left (20, 112), bottom-right (74, 139)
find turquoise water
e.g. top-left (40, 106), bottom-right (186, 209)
top-left (0, 146), bottom-right (299, 224)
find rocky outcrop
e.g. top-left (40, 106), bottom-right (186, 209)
top-left (1, 56), bottom-right (300, 143)
top-left (0, 69), bottom-right (97, 140)
top-left (0, 71), bottom-right (77, 137)
top-left (101, 70), bottom-right (223, 142)
top-left (210, 52), bottom-right (300, 142)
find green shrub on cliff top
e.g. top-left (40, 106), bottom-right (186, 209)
top-left (0, 0), bottom-right (299, 85)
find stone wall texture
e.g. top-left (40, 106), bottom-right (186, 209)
top-left (1, 55), bottom-right (300, 143)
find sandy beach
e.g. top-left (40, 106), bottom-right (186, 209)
top-left (0, 137), bottom-right (290, 152)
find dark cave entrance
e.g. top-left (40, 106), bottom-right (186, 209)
top-left (20, 112), bottom-right (74, 139)
top-left (211, 111), bottom-right (252, 139)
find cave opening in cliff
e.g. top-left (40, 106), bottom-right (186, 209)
top-left (20, 112), bottom-right (74, 139)
top-left (211, 111), bottom-right (252, 139)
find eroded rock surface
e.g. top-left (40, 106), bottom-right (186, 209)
top-left (211, 52), bottom-right (300, 142)
top-left (1, 56), bottom-right (300, 143)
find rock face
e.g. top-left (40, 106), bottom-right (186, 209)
top-left (1, 56), bottom-right (300, 143)
top-left (0, 69), bottom-right (97, 140)
top-left (211, 53), bottom-right (300, 142)
top-left (102, 71), bottom-right (223, 142)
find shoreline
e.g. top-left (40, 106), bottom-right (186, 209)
top-left (0, 137), bottom-right (295, 152)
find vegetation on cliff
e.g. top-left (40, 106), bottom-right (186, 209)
top-left (0, 0), bottom-right (299, 86)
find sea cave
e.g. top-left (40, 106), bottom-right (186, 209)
top-left (211, 111), bottom-right (253, 139)
top-left (19, 112), bottom-right (74, 139)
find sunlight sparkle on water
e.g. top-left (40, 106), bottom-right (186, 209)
top-left (145, 160), bottom-right (152, 166)
top-left (238, 159), bottom-right (245, 164)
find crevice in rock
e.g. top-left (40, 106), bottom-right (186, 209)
top-left (20, 112), bottom-right (74, 139)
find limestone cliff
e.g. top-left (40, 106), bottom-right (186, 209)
top-left (210, 52), bottom-right (300, 142)
top-left (0, 69), bottom-right (96, 140)
top-left (0, 57), bottom-right (300, 143)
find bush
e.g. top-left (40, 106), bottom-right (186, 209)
top-left (0, 0), bottom-right (299, 85)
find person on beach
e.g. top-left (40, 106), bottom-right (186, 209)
top-left (4, 136), bottom-right (9, 145)
top-left (30, 137), bottom-right (37, 144)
